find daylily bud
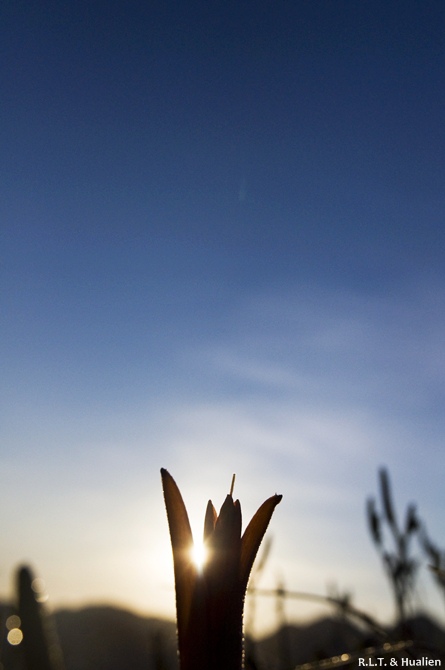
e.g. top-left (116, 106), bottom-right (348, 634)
top-left (161, 468), bottom-right (282, 670)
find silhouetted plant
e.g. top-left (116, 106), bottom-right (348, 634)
top-left (17, 566), bottom-right (64, 670)
top-left (418, 522), bottom-right (445, 608)
top-left (366, 468), bottom-right (419, 626)
top-left (248, 586), bottom-right (388, 640)
top-left (244, 537), bottom-right (272, 670)
top-left (274, 576), bottom-right (292, 670)
top-left (161, 468), bottom-right (282, 670)
top-left (151, 629), bottom-right (170, 670)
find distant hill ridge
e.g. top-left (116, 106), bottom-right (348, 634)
top-left (1, 602), bottom-right (444, 669)
top-left (254, 613), bottom-right (445, 669)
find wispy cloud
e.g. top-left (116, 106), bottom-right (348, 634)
top-left (162, 280), bottom-right (445, 625)
top-left (2, 280), bottom-right (445, 632)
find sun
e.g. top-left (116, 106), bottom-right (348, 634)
top-left (191, 540), bottom-right (208, 572)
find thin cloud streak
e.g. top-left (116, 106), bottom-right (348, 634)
top-left (154, 396), bottom-right (441, 629)
top-left (199, 282), bottom-right (445, 410)
top-left (2, 280), bottom-right (445, 632)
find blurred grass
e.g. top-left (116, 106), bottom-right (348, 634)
top-left (1, 467), bottom-right (445, 669)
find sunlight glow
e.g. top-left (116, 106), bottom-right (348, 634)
top-left (191, 540), bottom-right (208, 572)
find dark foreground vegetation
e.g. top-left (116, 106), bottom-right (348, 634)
top-left (1, 468), bottom-right (445, 669)
top-left (1, 601), bottom-right (444, 670)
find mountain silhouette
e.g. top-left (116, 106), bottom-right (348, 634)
top-left (2, 602), bottom-right (444, 669)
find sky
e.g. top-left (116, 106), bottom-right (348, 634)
top-left (2, 0), bottom-right (445, 636)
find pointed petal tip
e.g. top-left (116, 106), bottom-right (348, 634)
top-left (239, 492), bottom-right (283, 590)
top-left (204, 499), bottom-right (217, 540)
top-left (160, 468), bottom-right (175, 488)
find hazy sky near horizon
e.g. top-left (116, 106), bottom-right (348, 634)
top-left (2, 1), bottom-right (445, 633)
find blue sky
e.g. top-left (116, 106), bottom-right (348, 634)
top-left (2, 1), bottom-right (445, 634)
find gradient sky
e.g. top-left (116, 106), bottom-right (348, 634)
top-left (2, 1), bottom-right (445, 635)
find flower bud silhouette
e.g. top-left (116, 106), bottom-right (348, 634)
top-left (161, 468), bottom-right (282, 670)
